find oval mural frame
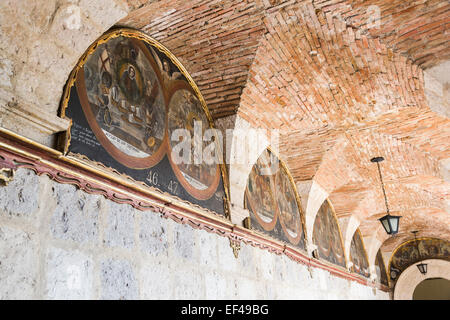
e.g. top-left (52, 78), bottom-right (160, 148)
top-left (269, 147), bottom-right (306, 247)
top-left (59, 28), bottom-right (231, 207)
top-left (166, 79), bottom-right (221, 200)
top-left (244, 148), bottom-right (279, 231)
top-left (312, 198), bottom-right (347, 269)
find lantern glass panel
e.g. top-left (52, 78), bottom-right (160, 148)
top-left (390, 216), bottom-right (399, 234)
top-left (380, 216), bottom-right (391, 233)
top-left (417, 263), bottom-right (427, 275)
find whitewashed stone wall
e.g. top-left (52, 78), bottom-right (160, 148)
top-left (0, 168), bottom-right (389, 300)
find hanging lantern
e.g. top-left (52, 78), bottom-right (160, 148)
top-left (378, 214), bottom-right (401, 235)
top-left (371, 157), bottom-right (401, 235)
top-left (416, 262), bottom-right (428, 275)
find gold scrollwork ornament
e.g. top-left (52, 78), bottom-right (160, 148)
top-left (0, 168), bottom-right (15, 186)
top-left (229, 238), bottom-right (241, 259)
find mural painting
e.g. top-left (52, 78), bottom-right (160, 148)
top-left (312, 200), bottom-right (346, 268)
top-left (375, 249), bottom-right (389, 287)
top-left (349, 229), bottom-right (370, 278)
top-left (60, 28), bottom-right (228, 215)
top-left (389, 238), bottom-right (450, 281)
top-left (244, 149), bottom-right (306, 250)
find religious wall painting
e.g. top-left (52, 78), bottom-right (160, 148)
top-left (275, 163), bottom-right (304, 246)
top-left (76, 35), bottom-right (166, 169)
top-left (312, 199), bottom-right (346, 268)
top-left (349, 229), bottom-right (370, 278)
top-left (60, 28), bottom-right (228, 216)
top-left (167, 80), bottom-right (221, 200)
top-left (244, 148), bottom-right (306, 250)
top-left (375, 249), bottom-right (389, 287)
top-left (389, 238), bottom-right (450, 282)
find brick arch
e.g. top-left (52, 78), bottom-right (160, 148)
top-left (302, 135), bottom-right (363, 248)
top-left (338, 215), bottom-right (362, 269)
top-left (394, 259), bottom-right (450, 300)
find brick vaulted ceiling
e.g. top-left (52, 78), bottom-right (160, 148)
top-left (121, 0), bottom-right (450, 247)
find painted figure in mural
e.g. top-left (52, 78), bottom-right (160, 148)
top-left (275, 166), bottom-right (302, 240)
top-left (168, 86), bottom-right (218, 195)
top-left (66, 29), bottom-right (227, 214)
top-left (254, 171), bottom-right (275, 222)
top-left (245, 150), bottom-right (278, 229)
top-left (81, 36), bottom-right (166, 160)
top-left (313, 206), bottom-right (330, 256)
top-left (392, 238), bottom-right (450, 274)
top-left (350, 231), bottom-right (369, 277)
top-left (245, 148), bottom-right (306, 249)
top-left (375, 250), bottom-right (389, 286)
top-left (312, 200), bottom-right (345, 268)
top-left (119, 64), bottom-right (142, 104)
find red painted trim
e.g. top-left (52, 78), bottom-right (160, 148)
top-left (0, 131), bottom-right (389, 293)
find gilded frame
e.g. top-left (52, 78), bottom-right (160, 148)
top-left (58, 27), bottom-right (231, 218)
top-left (243, 146), bottom-right (308, 250)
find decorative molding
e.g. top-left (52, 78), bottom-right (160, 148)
top-left (0, 127), bottom-right (389, 292)
top-left (0, 92), bottom-right (70, 135)
top-left (229, 238), bottom-right (241, 259)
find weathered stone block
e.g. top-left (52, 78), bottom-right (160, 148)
top-left (273, 254), bottom-right (287, 282)
top-left (0, 226), bottom-right (38, 299)
top-left (172, 222), bottom-right (195, 261)
top-left (0, 168), bottom-right (39, 218)
top-left (197, 229), bottom-right (218, 267)
top-left (173, 266), bottom-right (204, 300)
top-left (48, 4), bottom-right (103, 58)
top-left (0, 57), bottom-right (13, 89)
top-left (236, 277), bottom-right (257, 299)
top-left (255, 249), bottom-right (274, 281)
top-left (50, 183), bottom-right (100, 243)
top-left (79, 0), bottom-right (128, 31)
top-left (204, 270), bottom-right (227, 299)
top-left (45, 247), bottom-right (94, 299)
top-left (140, 260), bottom-right (172, 299)
top-left (104, 202), bottom-right (135, 249)
top-left (237, 242), bottom-right (256, 277)
top-left (101, 258), bottom-right (138, 300)
top-left (216, 236), bottom-right (239, 272)
top-left (139, 211), bottom-right (168, 257)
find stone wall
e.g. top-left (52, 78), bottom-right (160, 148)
top-left (0, 168), bottom-right (389, 300)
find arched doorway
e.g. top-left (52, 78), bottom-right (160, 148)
top-left (394, 259), bottom-right (450, 300)
top-left (413, 278), bottom-right (450, 300)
